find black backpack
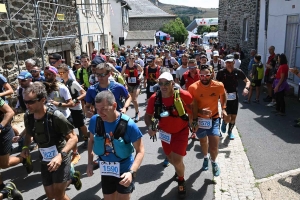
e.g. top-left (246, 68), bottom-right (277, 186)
top-left (64, 79), bottom-right (80, 100)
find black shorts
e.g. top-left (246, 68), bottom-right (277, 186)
top-left (251, 79), bottom-right (262, 87)
top-left (146, 82), bottom-right (156, 99)
top-left (41, 158), bottom-right (71, 186)
top-left (0, 126), bottom-right (14, 156)
top-left (70, 109), bottom-right (85, 128)
top-left (226, 99), bottom-right (239, 115)
top-left (101, 175), bottom-right (135, 195)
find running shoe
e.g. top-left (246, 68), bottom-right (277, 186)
top-left (72, 171), bottom-right (82, 191)
top-left (221, 120), bottom-right (227, 133)
top-left (252, 99), bottom-right (259, 104)
top-left (202, 158), bottom-right (209, 171)
top-left (71, 152), bottom-right (81, 165)
top-left (243, 99), bottom-right (250, 104)
top-left (177, 180), bottom-right (186, 198)
top-left (23, 155), bottom-right (33, 174)
top-left (228, 131), bottom-right (235, 140)
top-left (212, 162), bottom-right (220, 177)
top-left (4, 181), bottom-right (23, 200)
top-left (134, 111), bottom-right (140, 123)
top-left (266, 102), bottom-right (276, 107)
top-left (163, 158), bottom-right (170, 167)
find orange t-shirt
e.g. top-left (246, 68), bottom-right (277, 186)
top-left (146, 89), bottom-right (193, 134)
top-left (188, 80), bottom-right (225, 119)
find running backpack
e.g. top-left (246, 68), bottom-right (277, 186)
top-left (65, 79), bottom-right (80, 100)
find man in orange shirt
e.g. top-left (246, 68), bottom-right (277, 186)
top-left (188, 65), bottom-right (227, 177)
top-left (144, 72), bottom-right (193, 198)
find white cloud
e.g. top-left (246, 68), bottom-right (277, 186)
top-left (158, 0), bottom-right (219, 8)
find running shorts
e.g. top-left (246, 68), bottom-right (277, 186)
top-left (0, 126), bottom-right (14, 156)
top-left (101, 175), bottom-right (135, 194)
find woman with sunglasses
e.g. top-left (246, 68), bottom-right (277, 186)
top-left (121, 54), bottom-right (143, 122)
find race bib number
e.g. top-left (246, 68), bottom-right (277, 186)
top-left (227, 92), bottom-right (236, 100)
top-left (39, 145), bottom-right (58, 162)
top-left (99, 161), bottom-right (120, 178)
top-left (128, 77), bottom-right (136, 83)
top-left (149, 85), bottom-right (154, 93)
top-left (159, 130), bottom-right (171, 144)
top-left (198, 118), bottom-right (212, 129)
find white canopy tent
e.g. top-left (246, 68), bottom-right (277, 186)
top-left (185, 31), bottom-right (201, 46)
top-left (203, 32), bottom-right (218, 44)
top-left (186, 18), bottom-right (219, 32)
top-left (155, 31), bottom-right (168, 37)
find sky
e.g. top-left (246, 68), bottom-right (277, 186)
top-left (159, 0), bottom-right (219, 8)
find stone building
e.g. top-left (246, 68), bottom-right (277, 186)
top-left (0, 0), bottom-right (80, 90)
top-left (218, 0), bottom-right (260, 70)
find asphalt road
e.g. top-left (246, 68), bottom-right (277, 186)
top-left (5, 90), bottom-right (214, 200)
top-left (236, 82), bottom-right (300, 179)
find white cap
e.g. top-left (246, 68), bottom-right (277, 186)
top-left (225, 59), bottom-right (234, 62)
top-left (212, 51), bottom-right (219, 57)
top-left (158, 72), bottom-right (173, 81)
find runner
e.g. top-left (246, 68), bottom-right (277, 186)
top-left (121, 54), bottom-right (143, 122)
top-left (145, 72), bottom-right (193, 198)
top-left (175, 54), bottom-right (189, 85)
top-left (207, 51), bottom-right (225, 73)
top-left (144, 55), bottom-right (160, 100)
top-left (180, 59), bottom-right (201, 90)
top-left (86, 91), bottom-right (144, 200)
top-left (163, 49), bottom-right (179, 80)
top-left (216, 58), bottom-right (250, 139)
top-left (76, 54), bottom-right (91, 90)
top-left (57, 64), bottom-right (89, 149)
top-left (21, 82), bottom-right (81, 200)
top-left (188, 65), bottom-right (227, 177)
top-left (85, 63), bottom-right (132, 118)
top-left (30, 65), bottom-right (45, 82)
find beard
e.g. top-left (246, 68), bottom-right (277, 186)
top-left (201, 79), bottom-right (211, 85)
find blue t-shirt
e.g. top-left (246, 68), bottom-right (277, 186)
top-left (85, 81), bottom-right (129, 110)
top-left (88, 114), bottom-right (142, 174)
top-left (176, 50), bottom-right (185, 57)
top-left (115, 65), bottom-right (122, 73)
top-left (33, 76), bottom-right (45, 82)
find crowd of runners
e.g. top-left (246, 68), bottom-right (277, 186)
top-left (0, 42), bottom-right (296, 199)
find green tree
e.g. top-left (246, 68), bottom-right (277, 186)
top-left (179, 16), bottom-right (192, 27)
top-left (210, 25), bottom-right (218, 32)
top-left (197, 25), bottom-right (211, 35)
top-left (161, 18), bottom-right (188, 43)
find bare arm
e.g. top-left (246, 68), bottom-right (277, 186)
top-left (0, 104), bottom-right (14, 127)
top-left (130, 138), bottom-right (144, 172)
top-left (77, 89), bottom-right (86, 101)
top-left (121, 64), bottom-right (127, 76)
top-left (220, 89), bottom-right (227, 109)
top-left (137, 64), bottom-right (144, 80)
top-left (123, 94), bottom-right (132, 110)
top-left (0, 83), bottom-right (14, 97)
top-left (144, 113), bottom-right (153, 127)
top-left (61, 130), bottom-right (78, 153)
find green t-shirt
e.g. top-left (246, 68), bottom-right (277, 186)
top-left (76, 68), bottom-right (90, 88)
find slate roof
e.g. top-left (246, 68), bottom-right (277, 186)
top-left (126, 30), bottom-right (156, 40)
top-left (127, 0), bottom-right (176, 18)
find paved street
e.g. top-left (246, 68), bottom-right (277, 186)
top-left (5, 90), bottom-right (214, 200)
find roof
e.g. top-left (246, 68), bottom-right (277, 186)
top-left (127, 0), bottom-right (176, 18)
top-left (126, 30), bottom-right (156, 40)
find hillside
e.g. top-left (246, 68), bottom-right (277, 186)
top-left (149, 0), bottom-right (218, 19)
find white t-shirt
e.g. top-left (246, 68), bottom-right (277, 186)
top-left (164, 57), bottom-right (177, 74)
top-left (68, 81), bottom-right (83, 111)
top-left (47, 83), bottom-right (71, 118)
top-left (234, 59), bottom-right (241, 68)
top-left (207, 59), bottom-right (225, 71)
top-left (176, 66), bottom-right (189, 80)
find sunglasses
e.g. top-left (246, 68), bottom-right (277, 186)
top-left (129, 58), bottom-right (135, 60)
top-left (96, 73), bottom-right (109, 77)
top-left (30, 70), bottom-right (39, 73)
top-left (49, 60), bottom-right (58, 65)
top-left (199, 74), bottom-right (212, 78)
top-left (188, 67), bottom-right (196, 69)
top-left (24, 98), bottom-right (41, 105)
top-left (158, 81), bottom-right (171, 86)
top-left (200, 65), bottom-right (210, 69)
top-left (18, 79), bottom-right (28, 82)
top-left (58, 72), bottom-right (66, 75)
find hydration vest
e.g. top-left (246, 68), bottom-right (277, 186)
top-left (93, 114), bottom-right (134, 159)
top-left (210, 59), bottom-right (222, 71)
top-left (125, 64), bottom-right (140, 86)
top-left (163, 57), bottom-right (174, 68)
top-left (145, 66), bottom-right (160, 82)
top-left (17, 87), bottom-right (27, 111)
top-left (64, 79), bottom-right (80, 100)
top-left (154, 88), bottom-right (189, 121)
top-left (25, 105), bottom-right (66, 147)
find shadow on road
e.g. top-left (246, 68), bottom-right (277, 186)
top-left (73, 181), bottom-right (102, 200)
top-left (135, 163), bottom-right (164, 184)
top-left (278, 173), bottom-right (300, 195)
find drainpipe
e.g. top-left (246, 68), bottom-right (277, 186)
top-left (101, 0), bottom-right (105, 49)
top-left (76, 7), bottom-right (83, 54)
top-left (254, 0), bottom-right (259, 50)
top-left (6, 0), bottom-right (20, 73)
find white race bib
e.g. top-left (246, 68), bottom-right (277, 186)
top-left (99, 161), bottom-right (120, 178)
top-left (39, 145), bottom-right (59, 162)
top-left (159, 130), bottom-right (172, 144)
top-left (128, 77), bottom-right (136, 83)
top-left (149, 85), bottom-right (154, 93)
top-left (227, 92), bottom-right (237, 100)
top-left (198, 118), bottom-right (212, 129)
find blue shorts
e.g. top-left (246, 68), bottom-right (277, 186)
top-left (196, 118), bottom-right (220, 138)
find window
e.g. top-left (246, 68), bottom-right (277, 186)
top-left (224, 20), bottom-right (227, 31)
top-left (242, 18), bottom-right (249, 41)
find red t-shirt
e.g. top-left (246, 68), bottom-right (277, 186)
top-left (265, 53), bottom-right (275, 75)
top-left (275, 64), bottom-right (289, 79)
top-left (182, 69), bottom-right (200, 90)
top-left (146, 89), bottom-right (193, 134)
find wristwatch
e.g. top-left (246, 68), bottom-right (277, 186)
top-left (58, 102), bottom-right (62, 107)
top-left (245, 87), bottom-right (250, 91)
top-left (129, 170), bottom-right (137, 178)
top-left (61, 151), bottom-right (68, 159)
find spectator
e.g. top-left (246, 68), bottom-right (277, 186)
top-left (91, 49), bottom-right (98, 60)
top-left (264, 46), bottom-right (276, 102)
top-left (248, 49), bottom-right (257, 78)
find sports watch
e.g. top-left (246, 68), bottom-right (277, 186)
top-left (58, 102), bottom-right (62, 107)
top-left (129, 170), bottom-right (137, 178)
top-left (61, 151), bottom-right (68, 159)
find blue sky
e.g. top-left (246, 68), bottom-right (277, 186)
top-left (159, 0), bottom-right (219, 8)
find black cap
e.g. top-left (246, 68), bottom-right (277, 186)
top-left (49, 53), bottom-right (62, 60)
top-left (91, 56), bottom-right (105, 66)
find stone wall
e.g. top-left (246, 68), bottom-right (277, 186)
top-left (0, 0), bottom-right (79, 92)
top-left (218, 0), bottom-right (260, 72)
top-left (129, 17), bottom-right (176, 31)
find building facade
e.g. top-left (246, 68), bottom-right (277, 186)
top-left (258, 0), bottom-right (300, 94)
top-left (218, 0), bottom-right (260, 70)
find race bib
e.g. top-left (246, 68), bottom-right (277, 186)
top-left (227, 92), bottom-right (236, 100)
top-left (128, 77), bottom-right (136, 83)
top-left (198, 118), bottom-right (212, 129)
top-left (149, 85), bottom-right (154, 93)
top-left (159, 130), bottom-right (171, 144)
top-left (39, 145), bottom-right (58, 162)
top-left (99, 161), bottom-right (120, 178)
